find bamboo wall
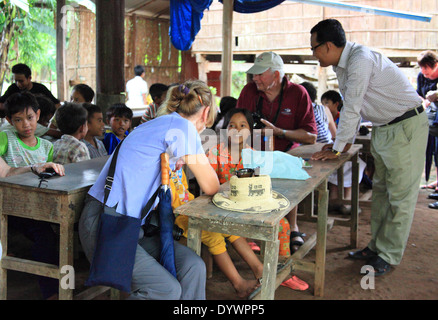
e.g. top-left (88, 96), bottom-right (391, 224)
top-left (65, 6), bottom-right (182, 101)
top-left (192, 0), bottom-right (438, 59)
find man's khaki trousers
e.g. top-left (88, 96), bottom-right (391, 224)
top-left (369, 110), bottom-right (428, 265)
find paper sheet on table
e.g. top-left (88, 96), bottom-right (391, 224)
top-left (241, 149), bottom-right (310, 180)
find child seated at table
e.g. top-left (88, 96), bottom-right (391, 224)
top-left (0, 94), bottom-right (56, 139)
top-left (0, 92), bottom-right (59, 299)
top-left (207, 108), bottom-right (291, 256)
top-left (81, 103), bottom-right (107, 158)
top-left (48, 84), bottom-right (95, 139)
top-left (140, 83), bottom-right (169, 124)
top-left (53, 102), bottom-right (90, 164)
top-left (70, 83), bottom-right (95, 104)
top-left (206, 108), bottom-right (308, 292)
top-left (103, 103), bottom-right (133, 154)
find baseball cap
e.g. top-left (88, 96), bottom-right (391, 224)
top-left (246, 52), bottom-right (284, 75)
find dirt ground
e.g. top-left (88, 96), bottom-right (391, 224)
top-left (4, 182), bottom-right (438, 301)
top-left (205, 188), bottom-right (438, 301)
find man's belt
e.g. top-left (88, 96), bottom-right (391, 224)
top-left (382, 106), bottom-right (423, 126)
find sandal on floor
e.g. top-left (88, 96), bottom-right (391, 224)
top-left (290, 231), bottom-right (306, 253)
top-left (281, 276), bottom-right (309, 291)
top-left (421, 184), bottom-right (436, 189)
top-left (248, 241), bottom-right (261, 252)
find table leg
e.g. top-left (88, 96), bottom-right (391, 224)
top-left (187, 217), bottom-right (202, 256)
top-left (302, 191), bottom-right (314, 218)
top-left (337, 166), bottom-right (345, 200)
top-left (0, 212), bottom-right (7, 300)
top-left (351, 153), bottom-right (359, 248)
top-left (59, 220), bottom-right (74, 300)
top-left (314, 180), bottom-right (328, 297)
top-left (260, 239), bottom-right (279, 300)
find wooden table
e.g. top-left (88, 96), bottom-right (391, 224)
top-left (288, 143), bottom-right (361, 248)
top-left (174, 144), bottom-right (361, 299)
top-left (0, 156), bottom-right (109, 300)
top-left (355, 132), bottom-right (371, 155)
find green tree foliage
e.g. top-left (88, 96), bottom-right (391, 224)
top-left (1, 0), bottom-right (56, 92)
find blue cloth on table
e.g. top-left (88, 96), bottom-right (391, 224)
top-left (241, 149), bottom-right (310, 180)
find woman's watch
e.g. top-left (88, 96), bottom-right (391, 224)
top-left (331, 148), bottom-right (341, 156)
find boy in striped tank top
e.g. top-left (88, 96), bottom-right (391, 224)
top-left (1, 92), bottom-right (60, 299)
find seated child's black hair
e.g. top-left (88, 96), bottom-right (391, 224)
top-left (321, 90), bottom-right (344, 111)
top-left (34, 94), bottom-right (56, 124)
top-left (221, 108), bottom-right (254, 131)
top-left (4, 92), bottom-right (39, 118)
top-left (72, 84), bottom-right (95, 103)
top-left (212, 96), bottom-right (237, 130)
top-left (56, 102), bottom-right (88, 135)
top-left (106, 103), bottom-right (133, 121)
top-left (300, 82), bottom-right (317, 103)
top-left (149, 83), bottom-right (169, 100)
top-left (82, 103), bottom-right (102, 121)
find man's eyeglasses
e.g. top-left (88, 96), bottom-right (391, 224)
top-left (311, 42), bottom-right (325, 52)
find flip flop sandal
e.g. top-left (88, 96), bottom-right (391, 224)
top-left (290, 231), bottom-right (306, 253)
top-left (421, 184), bottom-right (436, 190)
top-left (281, 276), bottom-right (309, 291)
top-left (248, 241), bottom-right (261, 252)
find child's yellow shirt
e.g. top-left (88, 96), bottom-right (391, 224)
top-left (169, 168), bottom-right (194, 212)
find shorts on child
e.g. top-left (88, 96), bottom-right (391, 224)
top-left (175, 215), bottom-right (240, 255)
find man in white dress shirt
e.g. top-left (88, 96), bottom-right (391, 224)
top-left (310, 19), bottom-right (428, 276)
top-left (126, 65), bottom-right (148, 110)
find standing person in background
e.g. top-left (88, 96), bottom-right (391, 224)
top-left (415, 51), bottom-right (438, 207)
top-left (310, 19), bottom-right (428, 275)
top-left (126, 65), bottom-right (148, 110)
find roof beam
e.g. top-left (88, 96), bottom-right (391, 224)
top-left (289, 0), bottom-right (432, 22)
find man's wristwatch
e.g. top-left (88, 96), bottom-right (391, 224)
top-left (331, 149), bottom-right (341, 156)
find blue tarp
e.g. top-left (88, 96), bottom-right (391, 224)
top-left (169, 0), bottom-right (430, 51)
top-left (169, 0), bottom-right (213, 51)
top-left (169, 0), bottom-right (285, 51)
top-left (220, 0), bottom-right (285, 13)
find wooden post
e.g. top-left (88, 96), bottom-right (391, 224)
top-left (221, 0), bottom-right (233, 97)
top-left (95, 0), bottom-right (126, 121)
top-left (317, 66), bottom-right (328, 103)
top-left (56, 0), bottom-right (66, 101)
top-left (196, 54), bottom-right (208, 84)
